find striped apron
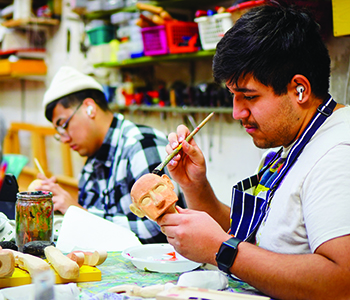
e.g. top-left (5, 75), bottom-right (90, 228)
top-left (229, 95), bottom-right (337, 243)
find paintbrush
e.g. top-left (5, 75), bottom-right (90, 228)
top-left (34, 158), bottom-right (46, 177)
top-left (152, 112), bottom-right (214, 175)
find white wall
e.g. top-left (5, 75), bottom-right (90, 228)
top-left (0, 1), bottom-right (350, 205)
top-left (119, 112), bottom-right (264, 205)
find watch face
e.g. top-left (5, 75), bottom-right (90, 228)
top-left (216, 237), bottom-right (241, 274)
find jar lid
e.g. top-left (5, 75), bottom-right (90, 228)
top-left (16, 191), bottom-right (53, 199)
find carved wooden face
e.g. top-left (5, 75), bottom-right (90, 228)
top-left (130, 174), bottom-right (178, 221)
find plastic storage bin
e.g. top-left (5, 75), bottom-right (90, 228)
top-left (141, 21), bottom-right (199, 56)
top-left (195, 13), bottom-right (233, 50)
top-left (165, 21), bottom-right (199, 54)
top-left (141, 25), bottom-right (168, 56)
top-left (87, 25), bottom-right (115, 46)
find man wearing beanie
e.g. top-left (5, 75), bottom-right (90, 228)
top-left (40, 66), bottom-right (173, 244)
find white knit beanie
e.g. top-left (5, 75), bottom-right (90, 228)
top-left (42, 66), bottom-right (104, 110)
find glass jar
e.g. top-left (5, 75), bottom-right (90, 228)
top-left (15, 191), bottom-right (53, 252)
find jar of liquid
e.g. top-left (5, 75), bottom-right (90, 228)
top-left (15, 191), bottom-right (53, 252)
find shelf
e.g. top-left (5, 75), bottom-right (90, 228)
top-left (0, 75), bottom-right (46, 81)
top-left (83, 0), bottom-right (222, 19)
top-left (94, 50), bottom-right (216, 68)
top-left (147, 0), bottom-right (221, 9)
top-left (110, 104), bottom-right (232, 114)
top-left (84, 5), bottom-right (139, 20)
top-left (0, 1), bottom-right (48, 9)
top-left (2, 18), bottom-right (59, 28)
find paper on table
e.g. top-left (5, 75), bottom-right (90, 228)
top-left (56, 206), bottom-right (141, 253)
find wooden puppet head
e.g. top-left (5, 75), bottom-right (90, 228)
top-left (130, 173), bottom-right (178, 221)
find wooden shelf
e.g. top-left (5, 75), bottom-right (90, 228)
top-left (84, 5), bottom-right (139, 20)
top-left (83, 0), bottom-right (223, 19)
top-left (110, 104), bottom-right (232, 114)
top-left (0, 75), bottom-right (46, 81)
top-left (2, 17), bottom-right (59, 28)
top-left (94, 50), bottom-right (216, 68)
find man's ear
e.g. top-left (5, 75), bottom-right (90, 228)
top-left (129, 203), bottom-right (145, 218)
top-left (291, 75), bottom-right (311, 104)
top-left (161, 174), bottom-right (175, 190)
top-left (82, 98), bottom-right (97, 117)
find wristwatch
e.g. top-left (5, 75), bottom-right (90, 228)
top-left (215, 237), bottom-right (242, 274)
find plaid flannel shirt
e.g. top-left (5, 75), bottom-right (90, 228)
top-left (78, 113), bottom-right (169, 244)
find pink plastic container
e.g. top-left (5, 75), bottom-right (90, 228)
top-left (141, 25), bottom-right (168, 56)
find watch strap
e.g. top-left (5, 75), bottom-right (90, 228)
top-left (215, 237), bottom-right (242, 274)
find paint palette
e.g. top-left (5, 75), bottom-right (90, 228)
top-left (122, 244), bottom-right (201, 273)
top-left (0, 264), bottom-right (101, 288)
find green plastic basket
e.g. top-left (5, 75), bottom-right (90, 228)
top-left (87, 26), bottom-right (115, 46)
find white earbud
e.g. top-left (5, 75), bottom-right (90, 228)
top-left (296, 86), bottom-right (305, 101)
top-left (86, 106), bottom-right (93, 115)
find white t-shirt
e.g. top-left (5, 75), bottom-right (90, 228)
top-left (256, 106), bottom-right (350, 254)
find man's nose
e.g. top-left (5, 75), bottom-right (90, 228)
top-left (233, 99), bottom-right (250, 120)
top-left (60, 134), bottom-right (71, 143)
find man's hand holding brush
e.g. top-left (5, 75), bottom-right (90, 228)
top-left (158, 121), bottom-right (231, 264)
top-left (165, 124), bottom-right (208, 192)
top-left (164, 117), bottom-right (222, 216)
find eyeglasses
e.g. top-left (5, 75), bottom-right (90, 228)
top-left (54, 102), bottom-right (82, 141)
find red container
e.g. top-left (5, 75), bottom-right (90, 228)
top-left (165, 21), bottom-right (199, 54)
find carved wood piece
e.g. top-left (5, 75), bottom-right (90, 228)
top-left (83, 250), bottom-right (108, 266)
top-left (9, 249), bottom-right (51, 278)
top-left (130, 174), bottom-right (178, 221)
top-left (66, 251), bottom-right (85, 268)
top-left (0, 250), bottom-right (15, 277)
top-left (68, 250), bottom-right (108, 267)
top-left (109, 284), bottom-right (165, 298)
top-left (44, 246), bottom-right (79, 280)
top-left (27, 179), bottom-right (43, 191)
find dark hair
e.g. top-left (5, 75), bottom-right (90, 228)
top-left (213, 2), bottom-right (330, 99)
top-left (45, 89), bottom-right (110, 122)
